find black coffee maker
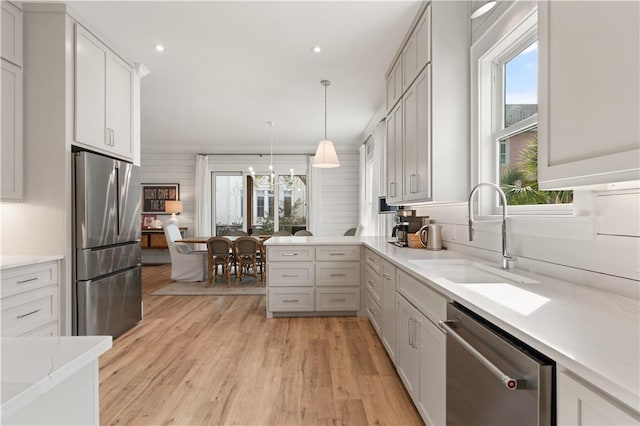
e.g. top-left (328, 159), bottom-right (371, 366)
top-left (392, 209), bottom-right (417, 247)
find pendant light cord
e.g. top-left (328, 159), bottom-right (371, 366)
top-left (321, 80), bottom-right (330, 140)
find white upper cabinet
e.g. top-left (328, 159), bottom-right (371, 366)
top-left (538, 1), bottom-right (640, 189)
top-left (75, 24), bottom-right (133, 160)
top-left (384, 2), bottom-right (468, 204)
top-left (1, 2), bottom-right (23, 202)
top-left (402, 66), bottom-right (431, 202)
top-left (385, 59), bottom-right (403, 111)
top-left (402, 5), bottom-right (431, 92)
top-left (1, 2), bottom-right (22, 67)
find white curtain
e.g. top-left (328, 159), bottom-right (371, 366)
top-left (307, 155), bottom-right (321, 235)
top-left (358, 144), bottom-right (369, 234)
top-left (194, 155), bottom-right (211, 236)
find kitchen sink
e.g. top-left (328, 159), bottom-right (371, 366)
top-left (407, 259), bottom-right (538, 285)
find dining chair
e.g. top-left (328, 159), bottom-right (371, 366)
top-left (233, 236), bottom-right (261, 285)
top-left (229, 230), bottom-right (248, 236)
top-left (164, 224), bottom-right (207, 281)
top-left (294, 230), bottom-right (313, 236)
top-left (206, 237), bottom-right (234, 287)
top-left (273, 230), bottom-right (292, 236)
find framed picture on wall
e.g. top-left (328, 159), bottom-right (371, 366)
top-left (141, 183), bottom-right (180, 214)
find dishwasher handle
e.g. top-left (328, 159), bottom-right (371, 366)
top-left (439, 320), bottom-right (526, 391)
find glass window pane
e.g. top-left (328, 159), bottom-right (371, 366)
top-left (251, 175), bottom-right (274, 234)
top-left (214, 174), bottom-right (243, 235)
top-left (504, 41), bottom-right (538, 128)
top-left (499, 127), bottom-right (572, 205)
top-left (278, 175), bottom-right (307, 234)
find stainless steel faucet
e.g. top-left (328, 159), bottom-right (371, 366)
top-left (467, 182), bottom-right (516, 269)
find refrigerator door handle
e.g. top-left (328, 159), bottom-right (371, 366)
top-left (115, 165), bottom-right (121, 235)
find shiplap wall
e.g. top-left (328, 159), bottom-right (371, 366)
top-left (141, 153), bottom-right (196, 264)
top-left (140, 151), bottom-right (360, 262)
top-left (413, 189), bottom-right (640, 298)
top-left (313, 152), bottom-right (360, 236)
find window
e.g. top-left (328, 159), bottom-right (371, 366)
top-left (477, 9), bottom-right (572, 213)
top-left (214, 173), bottom-right (243, 236)
top-left (278, 175), bottom-right (307, 234)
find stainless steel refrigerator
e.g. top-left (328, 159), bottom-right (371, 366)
top-left (73, 150), bottom-right (142, 338)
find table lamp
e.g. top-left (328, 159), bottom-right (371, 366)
top-left (165, 200), bottom-right (183, 225)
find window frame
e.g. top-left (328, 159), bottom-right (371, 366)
top-left (475, 5), bottom-right (574, 217)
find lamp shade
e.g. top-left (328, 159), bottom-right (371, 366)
top-left (470, 1), bottom-right (497, 19)
top-left (164, 200), bottom-right (183, 214)
top-left (312, 140), bottom-right (340, 168)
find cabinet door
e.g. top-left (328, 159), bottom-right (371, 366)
top-left (403, 66), bottom-right (431, 202)
top-left (1, 59), bottom-right (22, 201)
top-left (396, 294), bottom-right (420, 399)
top-left (557, 370), bottom-right (639, 425)
top-left (387, 102), bottom-right (403, 203)
top-left (538, 1), bottom-right (640, 189)
top-left (402, 33), bottom-right (417, 91)
top-left (415, 6), bottom-right (430, 72)
top-left (106, 54), bottom-right (133, 159)
top-left (417, 315), bottom-right (446, 426)
top-left (380, 260), bottom-right (396, 363)
top-left (1, 2), bottom-right (22, 67)
top-left (75, 25), bottom-right (107, 149)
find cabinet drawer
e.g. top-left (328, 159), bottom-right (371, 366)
top-left (397, 270), bottom-right (447, 323)
top-left (364, 249), bottom-right (381, 275)
top-left (315, 246), bottom-right (360, 261)
top-left (18, 321), bottom-right (58, 337)
top-left (2, 286), bottom-right (58, 336)
top-left (366, 290), bottom-right (382, 334)
top-left (1, 261), bottom-right (58, 297)
top-left (149, 233), bottom-right (168, 249)
top-left (268, 287), bottom-right (314, 312)
top-left (315, 287), bottom-right (360, 312)
top-left (364, 264), bottom-right (382, 306)
top-left (316, 262), bottom-right (360, 287)
top-left (268, 262), bottom-right (314, 287)
top-left (268, 246), bottom-right (315, 262)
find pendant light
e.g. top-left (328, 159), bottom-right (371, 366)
top-left (470, 1), bottom-right (497, 19)
top-left (312, 80), bottom-right (340, 168)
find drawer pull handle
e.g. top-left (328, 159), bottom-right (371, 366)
top-left (368, 257), bottom-right (376, 262)
top-left (282, 274), bottom-right (299, 278)
top-left (330, 298), bottom-right (347, 303)
top-left (368, 280), bottom-right (377, 287)
top-left (282, 253), bottom-right (299, 257)
top-left (367, 307), bottom-right (376, 316)
top-left (17, 308), bottom-right (41, 319)
top-left (330, 273), bottom-right (346, 277)
top-left (382, 274), bottom-right (392, 279)
top-left (17, 276), bottom-right (40, 284)
top-left (282, 299), bottom-right (299, 303)
top-left (329, 253), bottom-right (346, 256)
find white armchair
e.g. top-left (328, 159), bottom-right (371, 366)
top-left (164, 224), bottom-right (207, 281)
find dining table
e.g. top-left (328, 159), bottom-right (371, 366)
top-left (175, 235), bottom-right (269, 281)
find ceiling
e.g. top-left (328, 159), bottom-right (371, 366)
top-left (67, 1), bottom-right (423, 156)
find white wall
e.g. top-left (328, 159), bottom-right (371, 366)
top-left (311, 152), bottom-right (360, 236)
top-left (140, 152), bottom-right (196, 264)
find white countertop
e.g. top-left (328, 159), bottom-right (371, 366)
top-left (0, 255), bottom-right (64, 270)
top-left (1, 336), bottom-right (112, 419)
top-left (266, 236), bottom-right (640, 412)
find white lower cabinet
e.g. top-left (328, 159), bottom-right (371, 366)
top-left (1, 259), bottom-right (60, 336)
top-left (396, 269), bottom-right (447, 426)
top-left (266, 245), bottom-right (360, 316)
top-left (380, 259), bottom-right (397, 363)
top-left (558, 369), bottom-right (640, 426)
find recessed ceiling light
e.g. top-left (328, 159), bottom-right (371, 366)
top-left (154, 44), bottom-right (165, 52)
top-left (312, 46), bottom-right (321, 54)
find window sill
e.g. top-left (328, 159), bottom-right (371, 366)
top-left (472, 214), bottom-right (595, 241)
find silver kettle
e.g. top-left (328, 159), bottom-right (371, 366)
top-left (418, 224), bottom-right (443, 251)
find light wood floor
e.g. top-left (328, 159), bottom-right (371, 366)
top-left (99, 264), bottom-right (422, 425)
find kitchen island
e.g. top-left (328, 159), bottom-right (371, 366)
top-left (265, 236), bottom-right (640, 424)
top-left (1, 336), bottom-right (112, 425)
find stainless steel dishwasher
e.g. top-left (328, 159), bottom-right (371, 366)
top-left (440, 302), bottom-right (555, 425)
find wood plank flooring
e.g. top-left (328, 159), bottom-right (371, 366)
top-left (99, 264), bottom-right (422, 425)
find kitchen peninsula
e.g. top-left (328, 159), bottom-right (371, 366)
top-left (264, 236), bottom-right (640, 424)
